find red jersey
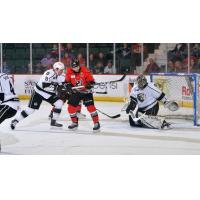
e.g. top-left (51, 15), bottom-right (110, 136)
top-left (65, 66), bottom-right (95, 88)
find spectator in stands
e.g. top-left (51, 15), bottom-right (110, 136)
top-left (92, 61), bottom-right (104, 74)
top-left (64, 43), bottom-right (75, 59)
top-left (144, 58), bottom-right (160, 74)
top-left (89, 53), bottom-right (95, 69)
top-left (121, 43), bottom-right (131, 58)
top-left (168, 43), bottom-right (187, 61)
top-left (2, 61), bottom-right (11, 74)
top-left (191, 44), bottom-right (200, 58)
top-left (190, 58), bottom-right (200, 73)
top-left (131, 43), bottom-right (141, 69)
top-left (50, 44), bottom-right (59, 59)
top-left (61, 52), bottom-right (71, 69)
top-left (77, 53), bottom-right (86, 66)
top-left (96, 52), bottom-right (106, 66)
top-left (174, 60), bottom-right (185, 72)
top-left (40, 53), bottom-right (55, 72)
top-left (167, 60), bottom-right (175, 72)
top-left (104, 60), bottom-right (115, 74)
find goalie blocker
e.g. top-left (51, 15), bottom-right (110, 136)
top-left (126, 74), bottom-right (178, 129)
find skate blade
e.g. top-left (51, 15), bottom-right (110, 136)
top-left (93, 129), bottom-right (101, 133)
top-left (50, 126), bottom-right (63, 130)
top-left (68, 127), bottom-right (78, 131)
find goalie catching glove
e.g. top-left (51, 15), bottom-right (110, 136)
top-left (163, 100), bottom-right (179, 111)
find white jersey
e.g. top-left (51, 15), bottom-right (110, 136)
top-left (34, 69), bottom-right (65, 99)
top-left (130, 82), bottom-right (163, 111)
top-left (0, 73), bottom-right (20, 110)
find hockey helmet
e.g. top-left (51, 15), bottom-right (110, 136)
top-left (71, 59), bottom-right (79, 68)
top-left (136, 74), bottom-right (147, 89)
top-left (53, 62), bottom-right (65, 71)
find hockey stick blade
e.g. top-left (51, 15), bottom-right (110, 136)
top-left (110, 74), bottom-right (126, 83)
top-left (95, 91), bottom-right (108, 94)
top-left (96, 109), bottom-right (121, 119)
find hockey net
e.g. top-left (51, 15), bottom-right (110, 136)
top-left (150, 73), bottom-right (200, 126)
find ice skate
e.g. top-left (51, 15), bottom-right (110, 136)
top-left (93, 122), bottom-right (100, 132)
top-left (10, 119), bottom-right (19, 130)
top-left (68, 122), bottom-right (78, 130)
top-left (51, 119), bottom-right (63, 127)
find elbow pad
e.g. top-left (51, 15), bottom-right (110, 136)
top-left (157, 92), bottom-right (167, 102)
top-left (42, 82), bottom-right (52, 88)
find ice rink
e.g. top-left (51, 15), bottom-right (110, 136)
top-left (0, 100), bottom-right (200, 155)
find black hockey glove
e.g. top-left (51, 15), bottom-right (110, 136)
top-left (63, 83), bottom-right (74, 93)
top-left (126, 97), bottom-right (137, 114)
top-left (85, 81), bottom-right (95, 89)
top-left (56, 85), bottom-right (69, 102)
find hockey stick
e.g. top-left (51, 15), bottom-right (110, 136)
top-left (95, 91), bottom-right (108, 94)
top-left (96, 109), bottom-right (121, 119)
top-left (72, 86), bottom-right (108, 94)
top-left (95, 74), bottom-right (126, 85)
top-left (130, 111), bottom-right (146, 122)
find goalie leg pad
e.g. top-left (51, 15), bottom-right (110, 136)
top-left (139, 115), bottom-right (169, 129)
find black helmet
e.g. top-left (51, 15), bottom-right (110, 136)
top-left (71, 59), bottom-right (79, 68)
top-left (136, 74), bottom-right (147, 89)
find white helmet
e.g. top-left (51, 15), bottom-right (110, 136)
top-left (53, 62), bottom-right (64, 70)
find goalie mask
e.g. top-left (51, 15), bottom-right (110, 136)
top-left (136, 74), bottom-right (147, 89)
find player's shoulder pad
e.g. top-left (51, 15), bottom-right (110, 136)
top-left (132, 85), bottom-right (139, 92)
top-left (0, 73), bottom-right (9, 80)
top-left (148, 82), bottom-right (159, 89)
top-left (80, 66), bottom-right (89, 72)
top-left (66, 68), bottom-right (73, 74)
top-left (0, 73), bottom-right (7, 77)
top-left (44, 69), bottom-right (54, 76)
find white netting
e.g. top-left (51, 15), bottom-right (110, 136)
top-left (151, 73), bottom-right (200, 125)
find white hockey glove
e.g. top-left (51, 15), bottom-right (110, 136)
top-left (164, 100), bottom-right (179, 111)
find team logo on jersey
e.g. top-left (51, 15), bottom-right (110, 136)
top-left (137, 93), bottom-right (145, 102)
top-left (71, 75), bottom-right (75, 78)
top-left (76, 80), bottom-right (82, 86)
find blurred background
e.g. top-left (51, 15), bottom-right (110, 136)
top-left (1, 43), bottom-right (200, 75)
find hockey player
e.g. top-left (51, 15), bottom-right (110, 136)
top-left (65, 59), bottom-right (100, 131)
top-left (126, 74), bottom-right (178, 129)
top-left (48, 73), bottom-right (86, 119)
top-left (10, 62), bottom-right (65, 130)
top-left (0, 73), bottom-right (20, 124)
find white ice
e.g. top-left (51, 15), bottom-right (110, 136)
top-left (0, 100), bottom-right (200, 155)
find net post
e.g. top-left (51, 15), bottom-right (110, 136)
top-left (193, 73), bottom-right (197, 126)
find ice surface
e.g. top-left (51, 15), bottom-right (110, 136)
top-left (0, 100), bottom-right (200, 155)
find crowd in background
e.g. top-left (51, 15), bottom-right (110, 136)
top-left (1, 43), bottom-right (200, 75)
